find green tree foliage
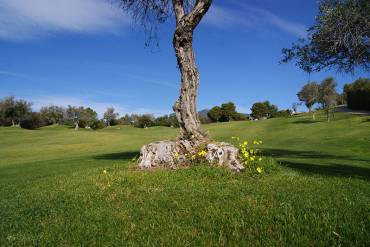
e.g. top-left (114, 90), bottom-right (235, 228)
top-left (104, 107), bottom-right (119, 126)
top-left (66, 106), bottom-right (85, 130)
top-left (82, 107), bottom-right (98, 128)
top-left (344, 78), bottom-right (370, 110)
top-left (20, 112), bottom-right (46, 130)
top-left (40, 105), bottom-right (66, 125)
top-left (281, 0), bottom-right (370, 73)
top-left (134, 114), bottom-right (155, 128)
top-left (207, 106), bottom-right (222, 122)
top-left (251, 101), bottom-right (278, 119)
top-left (297, 82), bottom-right (320, 119)
top-left (319, 77), bottom-right (338, 121)
top-left (0, 96), bottom-right (32, 126)
top-left (207, 102), bottom-right (244, 122)
top-left (118, 114), bottom-right (133, 125)
top-left (90, 119), bottom-right (106, 130)
top-left (155, 114), bottom-right (179, 127)
top-left (219, 102), bottom-right (237, 122)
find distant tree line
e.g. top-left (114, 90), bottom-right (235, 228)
top-left (207, 102), bottom-right (248, 122)
top-left (0, 96), bottom-right (297, 130)
top-left (3, 76), bottom-right (367, 130)
top-left (118, 113), bottom-right (179, 128)
top-left (0, 96), bottom-right (182, 130)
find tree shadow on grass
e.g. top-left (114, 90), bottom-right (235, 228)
top-left (262, 148), bottom-right (370, 163)
top-left (93, 151), bottom-right (139, 160)
top-left (282, 161), bottom-right (370, 181)
top-left (262, 148), bottom-right (370, 180)
top-left (291, 119), bottom-right (319, 124)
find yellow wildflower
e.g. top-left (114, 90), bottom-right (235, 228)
top-left (258, 157), bottom-right (262, 162)
top-left (250, 156), bottom-right (255, 161)
top-left (253, 140), bottom-right (259, 145)
top-left (198, 150), bottom-right (207, 157)
top-left (191, 154), bottom-right (196, 160)
top-left (103, 169), bottom-right (107, 174)
top-left (173, 152), bottom-right (179, 158)
top-left (256, 167), bottom-right (263, 174)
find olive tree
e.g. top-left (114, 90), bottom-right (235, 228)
top-left (319, 77), bottom-right (338, 121)
top-left (40, 105), bottom-right (66, 125)
top-left (103, 107), bottom-right (119, 127)
top-left (66, 106), bottom-right (85, 130)
top-left (297, 82), bottom-right (320, 120)
top-left (281, 0), bottom-right (370, 73)
top-left (119, 0), bottom-right (243, 171)
top-left (0, 96), bottom-right (32, 126)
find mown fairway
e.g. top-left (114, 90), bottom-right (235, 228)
top-left (0, 112), bottom-right (369, 246)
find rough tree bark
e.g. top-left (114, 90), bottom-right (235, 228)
top-left (138, 0), bottom-right (244, 172)
top-left (172, 0), bottom-right (209, 142)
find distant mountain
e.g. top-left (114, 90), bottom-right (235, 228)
top-left (198, 109), bottom-right (209, 117)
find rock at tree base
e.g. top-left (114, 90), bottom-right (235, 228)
top-left (138, 140), bottom-right (244, 172)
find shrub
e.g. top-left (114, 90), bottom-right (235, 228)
top-left (134, 114), bottom-right (155, 128)
top-left (155, 114), bottom-right (179, 127)
top-left (90, 120), bottom-right (105, 130)
top-left (20, 112), bottom-right (47, 130)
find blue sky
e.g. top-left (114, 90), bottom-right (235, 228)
top-left (0, 0), bottom-right (368, 116)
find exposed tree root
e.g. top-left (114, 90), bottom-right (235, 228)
top-left (138, 140), bottom-right (244, 172)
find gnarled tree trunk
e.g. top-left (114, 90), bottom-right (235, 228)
top-left (173, 27), bottom-right (207, 142)
top-left (138, 0), bottom-right (244, 172)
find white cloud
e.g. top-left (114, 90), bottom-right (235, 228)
top-left (0, 0), bottom-right (128, 41)
top-left (204, 3), bottom-right (307, 38)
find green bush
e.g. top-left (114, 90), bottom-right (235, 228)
top-left (90, 120), bottom-right (105, 130)
top-left (344, 78), bottom-right (370, 110)
top-left (20, 112), bottom-right (47, 130)
top-left (134, 114), bottom-right (155, 128)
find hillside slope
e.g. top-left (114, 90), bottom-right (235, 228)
top-left (0, 112), bottom-right (369, 246)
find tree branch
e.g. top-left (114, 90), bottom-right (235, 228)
top-left (172, 0), bottom-right (185, 25)
top-left (187, 0), bottom-right (212, 27)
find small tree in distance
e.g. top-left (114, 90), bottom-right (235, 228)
top-left (40, 105), bottom-right (66, 125)
top-left (103, 107), bottom-right (119, 127)
top-left (0, 96), bottom-right (32, 126)
top-left (82, 107), bottom-right (98, 128)
top-left (66, 106), bottom-right (84, 130)
top-left (207, 106), bottom-right (221, 122)
top-left (297, 82), bottom-right (320, 120)
top-left (251, 101), bottom-right (278, 120)
top-left (319, 77), bottom-right (338, 122)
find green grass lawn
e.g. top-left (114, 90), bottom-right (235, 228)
top-left (0, 112), bottom-right (369, 246)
